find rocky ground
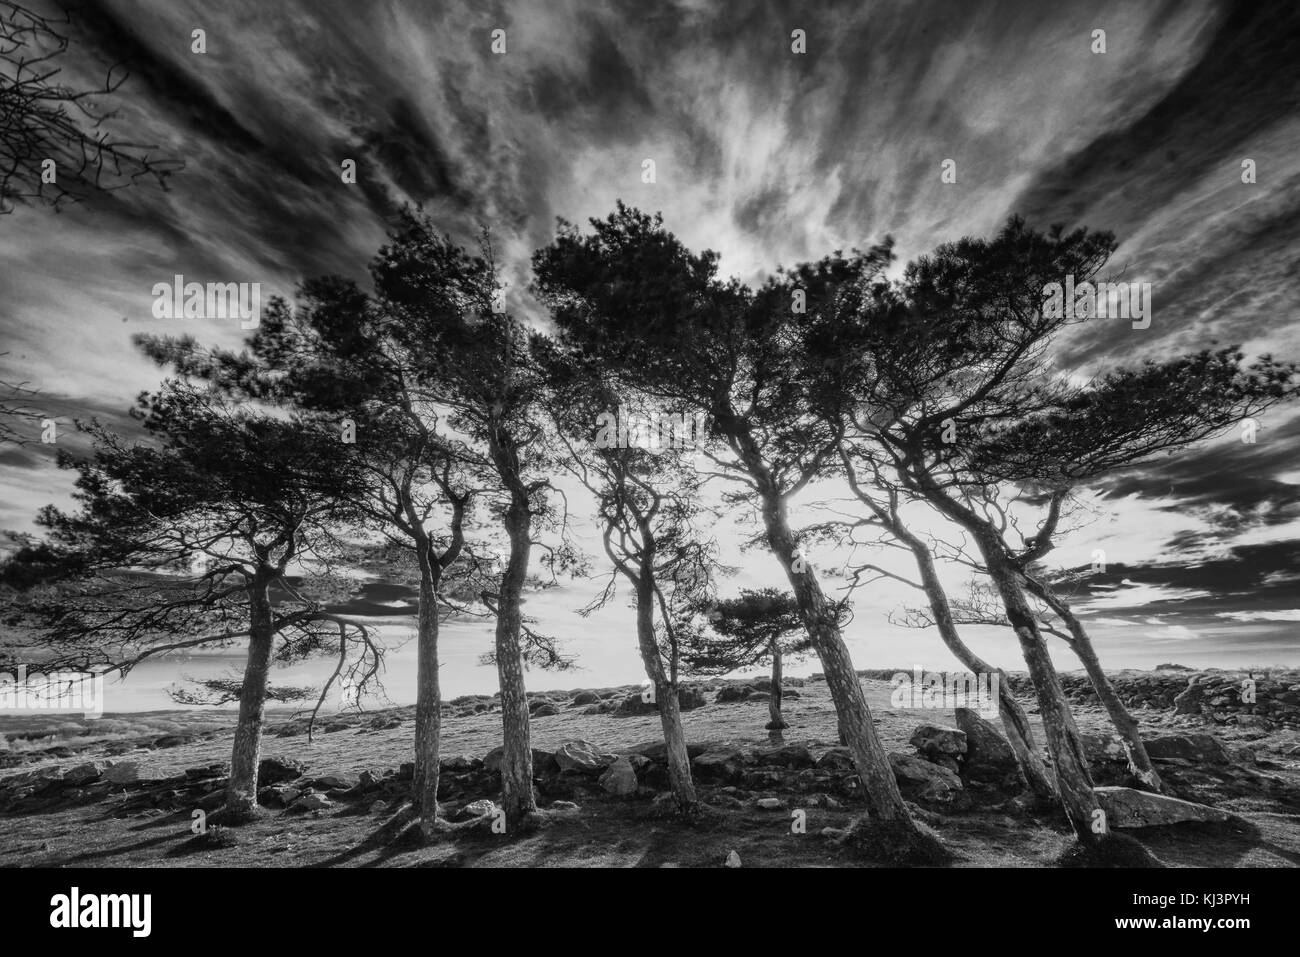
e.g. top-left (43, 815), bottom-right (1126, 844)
top-left (1, 668), bottom-right (1297, 868)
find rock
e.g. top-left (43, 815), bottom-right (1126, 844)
top-left (531, 703), bottom-right (560, 717)
top-left (692, 748), bottom-right (748, 781)
top-left (64, 762), bottom-right (104, 786)
top-left (460, 799), bottom-right (498, 819)
top-left (1144, 734), bottom-right (1230, 765)
top-left (553, 740), bottom-right (617, 774)
top-left (571, 691), bottom-right (600, 706)
top-left (724, 850), bottom-right (742, 868)
top-left (439, 754), bottom-right (478, 772)
top-left (258, 757), bottom-right (306, 785)
top-left (550, 800), bottom-right (580, 812)
top-left (103, 762), bottom-right (140, 785)
top-left (598, 756), bottom-right (638, 796)
top-left (629, 741), bottom-right (713, 761)
top-left (152, 733), bottom-right (194, 749)
top-left (613, 694), bottom-right (658, 717)
top-left (780, 689), bottom-right (801, 699)
top-left (1235, 714), bottom-right (1272, 729)
top-left (888, 752), bottom-right (963, 805)
top-left (483, 747), bottom-right (560, 775)
top-left (305, 772), bottom-right (358, 791)
top-left (715, 685), bottom-right (752, 703)
top-left (678, 686), bottom-right (707, 711)
top-left (756, 797), bottom-right (783, 810)
top-left (370, 800), bottom-right (388, 814)
top-left (954, 708), bottom-right (1025, 791)
top-left (813, 747), bottom-right (854, 771)
top-left (1093, 786), bottom-right (1231, 828)
top-left (1229, 747), bottom-right (1256, 765)
top-left (753, 744), bottom-right (815, 769)
top-left (292, 793), bottom-right (332, 812)
top-left (909, 724), bottom-right (967, 758)
top-left (747, 691), bottom-right (771, 702)
top-left (1173, 679), bottom-right (1208, 715)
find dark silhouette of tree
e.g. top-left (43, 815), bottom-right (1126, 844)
top-left (818, 215), bottom-right (1298, 850)
top-left (534, 202), bottom-right (942, 858)
top-left (682, 587), bottom-right (813, 731)
top-left (139, 271), bottom-right (488, 843)
top-left (0, 1), bottom-right (181, 214)
top-left (0, 378), bottom-right (376, 820)
top-left (542, 356), bottom-right (716, 812)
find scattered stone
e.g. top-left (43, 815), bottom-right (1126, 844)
top-left (531, 702), bottom-right (560, 717)
top-left (756, 797), bottom-right (783, 810)
top-left (724, 850), bottom-right (742, 868)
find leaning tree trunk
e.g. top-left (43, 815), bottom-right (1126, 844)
top-left (980, 543), bottom-right (1103, 843)
top-left (1022, 575), bottom-right (1162, 792)
top-left (755, 488), bottom-right (914, 827)
top-left (901, 534), bottom-right (1057, 801)
top-left (226, 573), bottom-right (275, 819)
top-left (767, 639), bottom-right (787, 730)
top-left (494, 487), bottom-right (538, 832)
top-left (412, 552), bottom-right (443, 832)
top-left (634, 575), bottom-right (698, 812)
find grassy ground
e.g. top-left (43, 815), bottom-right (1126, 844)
top-left (1, 676), bottom-right (1297, 867)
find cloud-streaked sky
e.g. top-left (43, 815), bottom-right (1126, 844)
top-left (2, 0), bottom-right (1298, 705)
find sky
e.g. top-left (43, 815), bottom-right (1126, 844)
top-left (2, 0), bottom-right (1299, 709)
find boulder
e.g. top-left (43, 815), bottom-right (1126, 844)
top-left (628, 741), bottom-right (712, 761)
top-left (460, 798), bottom-right (498, 819)
top-left (439, 754), bottom-right (479, 772)
top-left (747, 691), bottom-right (771, 702)
top-left (1093, 786), bottom-right (1231, 828)
top-left (813, 747), bottom-right (854, 771)
top-left (888, 752), bottom-right (963, 805)
top-left (909, 724), bottom-right (967, 758)
top-left (305, 772), bottom-right (359, 791)
top-left (483, 747), bottom-right (560, 775)
top-left (292, 793), bottom-right (332, 812)
top-left (152, 733), bottom-right (194, 749)
top-left (258, 757), bottom-right (306, 785)
top-left (752, 744), bottom-right (815, 769)
top-left (531, 703), bottom-right (560, 718)
top-left (571, 691), bottom-right (600, 706)
top-left (613, 694), bottom-right (659, 717)
top-left (598, 756), bottom-right (638, 797)
top-left (553, 740), bottom-right (617, 774)
top-left (755, 797), bottom-right (783, 810)
top-left (1172, 679), bottom-right (1208, 715)
top-left (678, 686), bottom-right (707, 711)
top-left (692, 748), bottom-right (749, 781)
top-left (954, 708), bottom-right (1025, 791)
top-left (1144, 734), bottom-right (1230, 765)
top-left (715, 685), bottom-right (751, 704)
